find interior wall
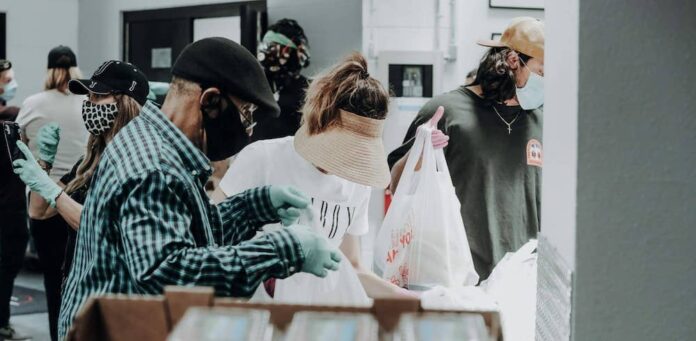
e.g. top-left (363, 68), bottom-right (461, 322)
top-left (267, 0), bottom-right (362, 77)
top-left (573, 0), bottom-right (696, 340)
top-left (363, 0), bottom-right (544, 94)
top-left (360, 0), bottom-right (545, 266)
top-left (78, 0), bottom-right (245, 77)
top-left (534, 0), bottom-right (578, 339)
top-left (540, 0), bottom-right (578, 268)
top-left (78, 0), bottom-right (362, 81)
top-left (0, 0), bottom-right (79, 107)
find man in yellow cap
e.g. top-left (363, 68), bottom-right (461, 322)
top-left (389, 17), bottom-right (544, 280)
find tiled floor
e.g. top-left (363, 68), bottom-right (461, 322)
top-left (7, 271), bottom-right (50, 341)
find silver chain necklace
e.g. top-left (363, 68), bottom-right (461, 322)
top-left (492, 105), bottom-right (520, 135)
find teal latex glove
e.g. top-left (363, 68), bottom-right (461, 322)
top-left (37, 123), bottom-right (61, 164)
top-left (13, 141), bottom-right (62, 207)
top-left (287, 224), bottom-right (342, 278)
top-left (269, 186), bottom-right (311, 226)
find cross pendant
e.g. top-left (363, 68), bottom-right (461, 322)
top-left (507, 126), bottom-right (512, 135)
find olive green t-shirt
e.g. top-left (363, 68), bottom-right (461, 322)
top-left (388, 86), bottom-right (543, 279)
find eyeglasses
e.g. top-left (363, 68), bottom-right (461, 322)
top-left (240, 102), bottom-right (257, 136)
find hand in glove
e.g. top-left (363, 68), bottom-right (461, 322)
top-left (269, 186), bottom-right (311, 226)
top-left (12, 141), bottom-right (62, 207)
top-left (420, 106), bottom-right (449, 149)
top-left (288, 224), bottom-right (342, 278)
top-left (37, 123), bottom-right (61, 165)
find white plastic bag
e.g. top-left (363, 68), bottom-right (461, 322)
top-left (249, 208), bottom-right (371, 307)
top-left (249, 249), bottom-right (371, 307)
top-left (274, 250), bottom-right (371, 306)
top-left (480, 239), bottom-right (537, 341)
top-left (420, 285), bottom-right (499, 312)
top-left (374, 126), bottom-right (478, 290)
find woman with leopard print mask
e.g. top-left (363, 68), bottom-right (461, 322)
top-left (12, 60), bottom-right (148, 334)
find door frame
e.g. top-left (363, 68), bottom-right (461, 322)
top-left (0, 13), bottom-right (6, 59)
top-left (122, 1), bottom-right (267, 64)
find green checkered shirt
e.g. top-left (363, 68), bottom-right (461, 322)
top-left (58, 102), bottom-right (304, 339)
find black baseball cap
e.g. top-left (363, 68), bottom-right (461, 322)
top-left (69, 60), bottom-right (149, 105)
top-left (171, 37), bottom-right (280, 121)
top-left (48, 45), bottom-right (77, 69)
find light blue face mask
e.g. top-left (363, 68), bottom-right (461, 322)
top-left (0, 79), bottom-right (18, 102)
top-left (516, 61), bottom-right (543, 110)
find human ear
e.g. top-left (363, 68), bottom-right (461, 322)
top-left (199, 87), bottom-right (223, 119)
top-left (199, 87), bottom-right (221, 107)
top-left (506, 50), bottom-right (520, 70)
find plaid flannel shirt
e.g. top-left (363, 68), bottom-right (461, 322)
top-left (58, 101), bottom-right (304, 339)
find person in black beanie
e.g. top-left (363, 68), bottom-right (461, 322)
top-left (57, 37), bottom-right (342, 339)
top-left (253, 18), bottom-right (311, 141)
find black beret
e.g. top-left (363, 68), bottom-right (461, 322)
top-left (172, 37), bottom-right (280, 120)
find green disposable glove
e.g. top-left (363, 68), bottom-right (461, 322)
top-left (287, 224), bottom-right (342, 278)
top-left (13, 141), bottom-right (62, 207)
top-left (269, 186), bottom-right (311, 226)
top-left (37, 123), bottom-right (61, 165)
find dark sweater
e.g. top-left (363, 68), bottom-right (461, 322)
top-left (251, 75), bottom-right (309, 141)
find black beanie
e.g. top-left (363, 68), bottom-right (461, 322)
top-left (268, 19), bottom-right (309, 48)
top-left (171, 37), bottom-right (280, 120)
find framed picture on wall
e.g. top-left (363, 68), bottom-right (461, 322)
top-left (489, 0), bottom-right (544, 10)
top-left (491, 32), bottom-right (502, 40)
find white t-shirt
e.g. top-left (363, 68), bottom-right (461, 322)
top-left (16, 90), bottom-right (87, 180)
top-left (219, 137), bottom-right (371, 246)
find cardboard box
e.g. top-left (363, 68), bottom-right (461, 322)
top-left (67, 286), bottom-right (501, 341)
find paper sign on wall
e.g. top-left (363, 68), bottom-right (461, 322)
top-left (151, 48), bottom-right (172, 69)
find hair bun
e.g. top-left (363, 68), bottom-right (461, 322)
top-left (301, 52), bottom-right (389, 134)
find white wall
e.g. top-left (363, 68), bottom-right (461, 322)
top-left (534, 1), bottom-right (578, 339)
top-left (77, 0), bottom-right (248, 77)
top-left (0, 0), bottom-right (79, 107)
top-left (363, 0), bottom-right (544, 93)
top-left (268, 0), bottom-right (362, 77)
top-left (78, 0), bottom-right (362, 81)
top-left (361, 0), bottom-right (545, 265)
top-left (540, 0), bottom-right (578, 268)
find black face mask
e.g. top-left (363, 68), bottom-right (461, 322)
top-left (201, 95), bottom-right (249, 161)
top-left (258, 44), bottom-right (302, 88)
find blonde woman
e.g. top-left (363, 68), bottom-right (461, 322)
top-left (12, 60), bottom-right (149, 341)
top-left (16, 46), bottom-right (87, 180)
top-left (219, 52), bottom-right (416, 300)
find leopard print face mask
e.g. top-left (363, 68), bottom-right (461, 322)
top-left (82, 100), bottom-right (118, 136)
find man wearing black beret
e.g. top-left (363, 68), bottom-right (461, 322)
top-left (58, 37), bottom-right (342, 339)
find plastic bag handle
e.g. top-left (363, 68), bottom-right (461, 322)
top-left (434, 149), bottom-right (454, 187)
top-left (395, 126), bottom-right (436, 197)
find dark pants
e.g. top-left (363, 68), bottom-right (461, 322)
top-left (0, 210), bottom-right (28, 327)
top-left (30, 216), bottom-right (68, 341)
